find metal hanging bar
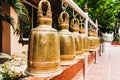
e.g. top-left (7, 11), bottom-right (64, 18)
top-left (62, 0), bottom-right (68, 11)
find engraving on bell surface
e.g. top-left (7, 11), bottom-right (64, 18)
top-left (40, 35), bottom-right (47, 47)
top-left (64, 37), bottom-right (70, 47)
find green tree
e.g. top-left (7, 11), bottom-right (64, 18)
top-left (112, 10), bottom-right (120, 42)
top-left (73, 0), bottom-right (120, 33)
top-left (0, 0), bottom-right (30, 51)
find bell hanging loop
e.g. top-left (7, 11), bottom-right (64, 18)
top-left (58, 11), bottom-right (69, 29)
top-left (79, 19), bottom-right (85, 34)
top-left (37, 0), bottom-right (52, 25)
top-left (70, 16), bottom-right (79, 32)
top-left (38, 0), bottom-right (52, 17)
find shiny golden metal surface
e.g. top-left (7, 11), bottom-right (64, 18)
top-left (70, 17), bottom-right (83, 56)
top-left (79, 21), bottom-right (89, 53)
top-left (88, 28), bottom-right (96, 49)
top-left (93, 30), bottom-right (100, 48)
top-left (25, 0), bottom-right (62, 77)
top-left (58, 10), bottom-right (75, 65)
top-left (83, 37), bottom-right (89, 52)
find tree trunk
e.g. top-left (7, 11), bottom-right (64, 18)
top-left (112, 21), bottom-right (120, 42)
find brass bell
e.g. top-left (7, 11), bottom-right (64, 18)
top-left (25, 0), bottom-right (62, 77)
top-left (58, 10), bottom-right (76, 65)
top-left (88, 28), bottom-right (96, 50)
top-left (79, 21), bottom-right (89, 53)
top-left (83, 36), bottom-right (89, 52)
top-left (70, 17), bottom-right (83, 59)
top-left (93, 30), bottom-right (100, 48)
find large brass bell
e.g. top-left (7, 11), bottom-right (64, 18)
top-left (25, 0), bottom-right (62, 77)
top-left (79, 21), bottom-right (89, 53)
top-left (58, 10), bottom-right (76, 65)
top-left (70, 16), bottom-right (83, 59)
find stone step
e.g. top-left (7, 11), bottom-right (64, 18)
top-left (0, 53), bottom-right (12, 64)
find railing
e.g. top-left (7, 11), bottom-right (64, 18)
top-left (62, 1), bottom-right (99, 80)
top-left (63, 0), bottom-right (98, 28)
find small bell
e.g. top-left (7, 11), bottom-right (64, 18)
top-left (88, 28), bottom-right (96, 50)
top-left (70, 16), bottom-right (83, 59)
top-left (25, 0), bottom-right (62, 77)
top-left (93, 30), bottom-right (100, 48)
top-left (58, 10), bottom-right (76, 65)
top-left (79, 20), bottom-right (89, 53)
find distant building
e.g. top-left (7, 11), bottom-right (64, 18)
top-left (104, 33), bottom-right (113, 42)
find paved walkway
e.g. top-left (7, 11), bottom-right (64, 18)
top-left (87, 43), bottom-right (120, 80)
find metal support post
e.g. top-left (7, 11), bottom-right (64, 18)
top-left (99, 44), bottom-right (102, 56)
top-left (102, 43), bottom-right (105, 53)
top-left (83, 5), bottom-right (89, 80)
top-left (95, 48), bottom-right (99, 64)
top-left (83, 53), bottom-right (89, 80)
top-left (83, 54), bottom-right (87, 80)
top-left (98, 45), bottom-right (101, 56)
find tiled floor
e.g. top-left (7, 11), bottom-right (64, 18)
top-left (87, 43), bottom-right (120, 80)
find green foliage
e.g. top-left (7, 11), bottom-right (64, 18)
top-left (0, 13), bottom-right (15, 30)
top-left (73, 0), bottom-right (120, 33)
top-left (0, 0), bottom-right (30, 35)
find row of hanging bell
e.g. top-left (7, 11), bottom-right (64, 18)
top-left (25, 0), bottom-right (91, 77)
